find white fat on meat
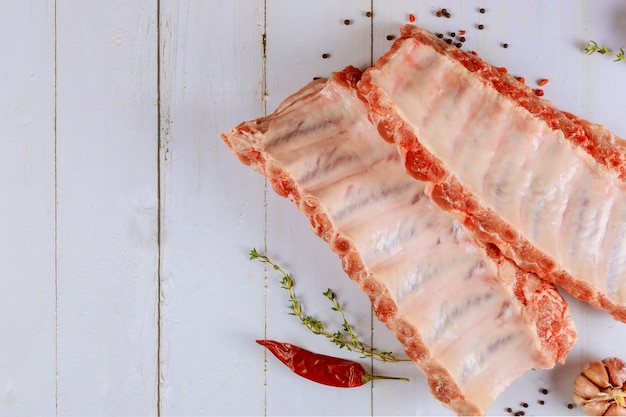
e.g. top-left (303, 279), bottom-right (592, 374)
top-left (222, 67), bottom-right (575, 415)
top-left (367, 35), bottom-right (626, 308)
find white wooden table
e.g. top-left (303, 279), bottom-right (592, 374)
top-left (3, 1), bottom-right (626, 415)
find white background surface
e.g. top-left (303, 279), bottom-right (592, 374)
top-left (2, 0), bottom-right (626, 415)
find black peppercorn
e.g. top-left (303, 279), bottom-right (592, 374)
top-left (567, 403), bottom-right (574, 409)
top-left (479, 8), bottom-right (485, 13)
top-left (343, 19), bottom-right (351, 25)
top-left (436, 10), bottom-right (443, 17)
top-left (445, 38), bottom-right (452, 44)
top-left (450, 32), bottom-right (456, 37)
top-left (478, 24), bottom-right (484, 29)
top-left (365, 11), bottom-right (372, 17)
top-left (459, 36), bottom-right (466, 42)
top-left (540, 388), bottom-right (549, 395)
top-left (437, 33), bottom-right (444, 38)
top-left (538, 400), bottom-right (545, 405)
top-left (386, 35), bottom-right (395, 40)
top-left (322, 53), bottom-right (330, 59)
top-left (455, 42), bottom-right (462, 48)
top-left (503, 43), bottom-right (509, 48)
top-left (521, 402), bottom-right (528, 408)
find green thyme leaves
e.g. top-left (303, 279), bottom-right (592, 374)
top-left (585, 40), bottom-right (626, 62)
top-left (249, 248), bottom-right (406, 362)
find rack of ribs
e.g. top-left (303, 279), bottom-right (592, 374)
top-left (222, 66), bottom-right (576, 416)
top-left (359, 24), bottom-right (626, 323)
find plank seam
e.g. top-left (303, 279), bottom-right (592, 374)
top-left (156, 0), bottom-right (163, 415)
top-left (53, 0), bottom-right (59, 414)
top-left (262, 2), bottom-right (268, 416)
top-left (369, 2), bottom-right (374, 415)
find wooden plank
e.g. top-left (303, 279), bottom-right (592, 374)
top-left (263, 1), bottom-right (379, 415)
top-left (55, 1), bottom-right (159, 414)
top-left (157, 1), bottom-right (266, 415)
top-left (0, 1), bottom-right (56, 415)
top-left (368, 1), bottom-right (626, 416)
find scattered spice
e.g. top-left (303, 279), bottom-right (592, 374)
top-left (470, 50), bottom-right (477, 55)
top-left (386, 35), bottom-right (395, 41)
top-left (479, 8), bottom-right (486, 13)
top-left (257, 340), bottom-right (410, 388)
top-left (537, 78), bottom-right (549, 86)
top-left (521, 402), bottom-right (528, 408)
top-left (435, 8), bottom-right (451, 18)
top-left (455, 42), bottom-right (462, 48)
top-left (450, 32), bottom-right (456, 37)
top-left (445, 39), bottom-right (452, 44)
top-left (515, 76), bottom-right (526, 83)
top-left (497, 66), bottom-right (508, 74)
top-left (313, 77), bottom-right (321, 80)
top-left (567, 403), bottom-right (574, 409)
top-left (540, 388), bottom-right (549, 395)
top-left (459, 36), bottom-right (466, 42)
top-left (503, 43), bottom-right (509, 48)
top-left (514, 412), bottom-right (525, 416)
top-left (505, 407), bottom-right (513, 413)
top-left (365, 11), bottom-right (372, 17)
top-left (478, 24), bottom-right (485, 30)
top-left (343, 19), bottom-right (351, 25)
top-left (459, 29), bottom-right (466, 35)
top-left (409, 13), bottom-right (416, 22)
top-left (322, 53), bottom-right (330, 59)
top-left (538, 399), bottom-right (545, 405)
top-left (436, 33), bottom-right (444, 38)
top-left (534, 89), bottom-right (545, 96)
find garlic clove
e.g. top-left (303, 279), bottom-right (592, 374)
top-left (603, 358), bottom-right (626, 389)
top-left (605, 403), bottom-right (626, 416)
top-left (573, 393), bottom-right (588, 405)
top-left (583, 360), bottom-right (611, 388)
top-left (574, 393), bottom-right (588, 406)
top-left (582, 400), bottom-right (611, 416)
top-left (575, 373), bottom-right (603, 399)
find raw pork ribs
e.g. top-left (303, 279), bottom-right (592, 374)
top-left (360, 25), bottom-right (626, 321)
top-left (222, 66), bottom-right (576, 415)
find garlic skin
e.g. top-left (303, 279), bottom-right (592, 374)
top-left (574, 358), bottom-right (626, 416)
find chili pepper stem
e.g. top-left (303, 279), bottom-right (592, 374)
top-left (362, 372), bottom-right (410, 384)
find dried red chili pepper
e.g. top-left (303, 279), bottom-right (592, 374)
top-left (257, 340), bottom-right (409, 388)
top-left (408, 13), bottom-right (416, 23)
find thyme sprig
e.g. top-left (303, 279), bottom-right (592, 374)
top-left (249, 248), bottom-right (406, 362)
top-left (585, 40), bottom-right (626, 62)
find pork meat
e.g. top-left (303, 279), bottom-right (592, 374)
top-left (222, 66), bottom-right (576, 415)
top-left (359, 24), bottom-right (626, 322)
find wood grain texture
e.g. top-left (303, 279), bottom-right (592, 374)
top-left (158, 1), bottom-right (266, 415)
top-left (263, 2), bottom-right (377, 416)
top-left (1, 0), bottom-right (626, 415)
top-left (55, 1), bottom-right (159, 414)
top-left (0, 1), bottom-right (56, 415)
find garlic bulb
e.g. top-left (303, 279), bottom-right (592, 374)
top-left (574, 357), bottom-right (626, 416)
